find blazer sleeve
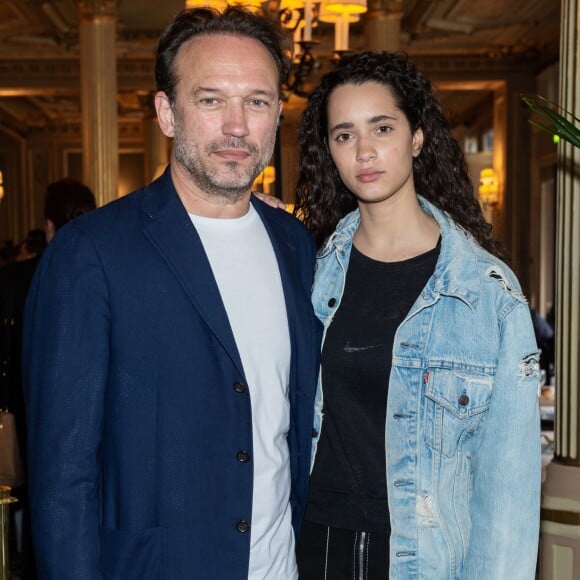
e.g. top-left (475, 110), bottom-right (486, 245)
top-left (462, 300), bottom-right (541, 578)
top-left (23, 224), bottom-right (110, 580)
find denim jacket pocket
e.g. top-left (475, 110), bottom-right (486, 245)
top-left (424, 369), bottom-right (493, 458)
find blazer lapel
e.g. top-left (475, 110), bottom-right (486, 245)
top-left (251, 199), bottom-right (302, 383)
top-left (140, 169), bottom-right (244, 377)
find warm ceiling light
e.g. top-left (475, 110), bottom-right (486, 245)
top-left (227, 0), bottom-right (264, 12)
top-left (478, 168), bottom-right (499, 206)
top-left (322, 0), bottom-right (367, 15)
top-left (280, 0), bottom-right (307, 8)
top-left (319, 1), bottom-right (359, 51)
top-left (279, 0), bottom-right (317, 41)
top-left (185, 0), bottom-right (228, 11)
top-left (318, 3), bottom-right (359, 22)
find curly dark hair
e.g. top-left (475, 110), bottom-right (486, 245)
top-left (294, 51), bottom-right (504, 259)
top-left (155, 6), bottom-right (293, 105)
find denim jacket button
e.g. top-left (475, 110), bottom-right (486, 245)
top-left (458, 393), bottom-right (470, 406)
top-left (328, 298), bottom-right (337, 307)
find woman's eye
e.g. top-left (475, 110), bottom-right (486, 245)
top-left (335, 133), bottom-right (351, 142)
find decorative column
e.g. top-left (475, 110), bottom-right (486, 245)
top-left (77, 0), bottom-right (119, 206)
top-left (540, 0), bottom-right (580, 578)
top-left (140, 92), bottom-right (169, 185)
top-left (498, 72), bottom-right (535, 288)
top-left (363, 0), bottom-right (402, 52)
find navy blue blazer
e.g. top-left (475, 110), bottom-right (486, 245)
top-left (23, 169), bottom-right (321, 579)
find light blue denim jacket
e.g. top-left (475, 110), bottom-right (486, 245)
top-left (310, 197), bottom-right (541, 579)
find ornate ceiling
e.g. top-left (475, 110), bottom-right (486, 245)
top-left (0, 0), bottom-right (561, 134)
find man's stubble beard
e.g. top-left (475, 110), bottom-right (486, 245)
top-left (172, 115), bottom-right (277, 203)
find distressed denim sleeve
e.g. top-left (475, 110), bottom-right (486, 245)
top-left (462, 300), bottom-right (541, 578)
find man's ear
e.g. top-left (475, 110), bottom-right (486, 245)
top-left (155, 92), bottom-right (176, 138)
top-left (412, 127), bottom-right (424, 158)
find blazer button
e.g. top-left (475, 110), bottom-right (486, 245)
top-left (236, 450), bottom-right (250, 462)
top-left (458, 393), bottom-right (470, 406)
top-left (233, 382), bottom-right (246, 394)
top-left (236, 520), bottom-right (250, 533)
top-left (328, 298), bottom-right (337, 307)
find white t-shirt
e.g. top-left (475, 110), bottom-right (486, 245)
top-left (190, 205), bottom-right (296, 580)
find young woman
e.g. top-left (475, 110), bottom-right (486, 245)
top-left (292, 52), bottom-right (541, 579)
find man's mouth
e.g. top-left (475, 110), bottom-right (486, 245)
top-left (214, 149), bottom-right (251, 161)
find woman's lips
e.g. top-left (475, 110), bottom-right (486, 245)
top-left (357, 170), bottom-right (381, 182)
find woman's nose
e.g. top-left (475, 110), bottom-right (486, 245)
top-left (356, 144), bottom-right (376, 163)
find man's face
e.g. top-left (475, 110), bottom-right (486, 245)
top-left (157, 34), bottom-right (282, 203)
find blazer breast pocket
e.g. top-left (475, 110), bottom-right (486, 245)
top-left (423, 368), bottom-right (493, 458)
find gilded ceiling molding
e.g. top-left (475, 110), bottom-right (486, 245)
top-left (0, 53), bottom-right (540, 96)
top-left (412, 54), bottom-right (538, 76)
top-left (0, 58), bottom-right (155, 93)
top-left (76, 0), bottom-right (118, 20)
top-left (366, 0), bottom-right (403, 10)
top-left (365, 0), bottom-right (403, 19)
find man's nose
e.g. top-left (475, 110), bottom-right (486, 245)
top-left (222, 102), bottom-right (249, 137)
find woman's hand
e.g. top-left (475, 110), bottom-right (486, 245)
top-left (253, 192), bottom-right (286, 210)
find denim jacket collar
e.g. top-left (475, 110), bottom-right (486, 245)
top-left (318, 196), bottom-right (482, 311)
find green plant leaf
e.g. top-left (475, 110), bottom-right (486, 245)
top-left (523, 96), bottom-right (580, 148)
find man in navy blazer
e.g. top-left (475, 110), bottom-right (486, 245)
top-left (23, 7), bottom-right (321, 579)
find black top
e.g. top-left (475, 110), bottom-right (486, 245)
top-left (306, 239), bottom-right (440, 533)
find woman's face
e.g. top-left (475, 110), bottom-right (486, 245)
top-left (326, 81), bottom-right (423, 207)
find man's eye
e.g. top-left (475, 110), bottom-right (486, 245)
top-left (376, 125), bottom-right (392, 134)
top-left (199, 97), bottom-right (219, 105)
top-left (249, 99), bottom-right (269, 108)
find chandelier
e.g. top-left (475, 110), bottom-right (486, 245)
top-left (185, 0), bottom-right (367, 97)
